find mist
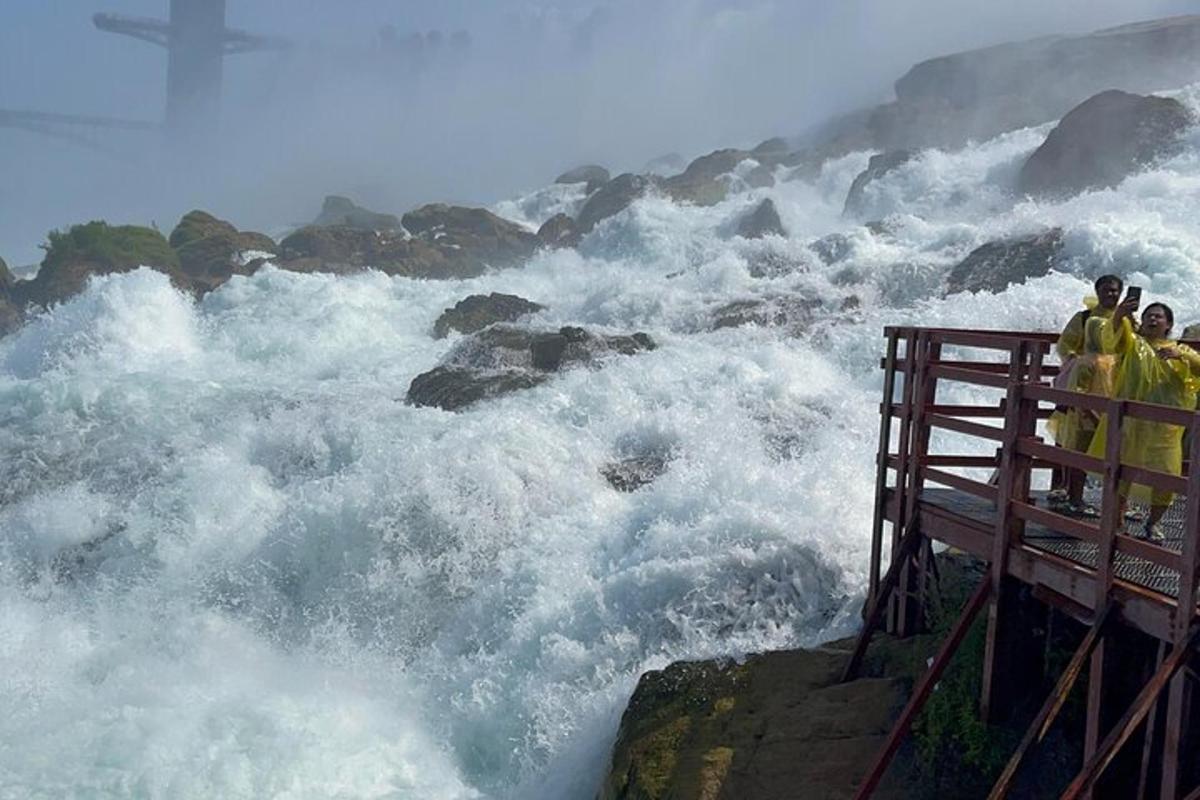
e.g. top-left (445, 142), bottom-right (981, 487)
top-left (1, 0), bottom-right (1195, 266)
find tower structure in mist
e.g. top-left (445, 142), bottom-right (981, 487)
top-left (94, 0), bottom-right (287, 147)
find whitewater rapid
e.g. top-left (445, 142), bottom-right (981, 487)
top-left (4, 83), bottom-right (1200, 798)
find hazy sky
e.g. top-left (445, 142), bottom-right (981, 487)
top-left (2, 0), bottom-right (1196, 265)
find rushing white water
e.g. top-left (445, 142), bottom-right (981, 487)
top-left (4, 84), bottom-right (1200, 799)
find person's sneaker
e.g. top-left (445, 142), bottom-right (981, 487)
top-left (1068, 502), bottom-right (1101, 519)
top-left (1137, 522), bottom-right (1166, 543)
top-left (1124, 506), bottom-right (1148, 522)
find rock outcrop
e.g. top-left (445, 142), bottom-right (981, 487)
top-left (0, 257), bottom-right (21, 335)
top-left (12, 221), bottom-right (189, 308)
top-left (810, 232), bottom-right (853, 265)
top-left (945, 229), bottom-right (1065, 295)
top-left (407, 325), bottom-right (655, 410)
top-left (432, 293), bottom-right (544, 338)
top-left (555, 165), bottom-right (611, 193)
top-left (735, 199), bottom-right (785, 239)
top-left (870, 15), bottom-right (1200, 150)
top-left (710, 294), bottom-right (822, 335)
top-left (312, 195), bottom-right (402, 231)
top-left (663, 149), bottom-right (775, 207)
top-left (1017, 90), bottom-right (1194, 198)
top-left (277, 204), bottom-right (539, 278)
top-left (843, 151), bottom-right (913, 217)
top-left (577, 174), bottom-right (659, 234)
top-left (168, 210), bottom-right (276, 292)
top-left (643, 153), bottom-right (688, 177)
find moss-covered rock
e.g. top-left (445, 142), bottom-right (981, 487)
top-left (16, 221), bottom-right (188, 307)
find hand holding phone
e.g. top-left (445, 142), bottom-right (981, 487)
top-left (1125, 286), bottom-right (1142, 306)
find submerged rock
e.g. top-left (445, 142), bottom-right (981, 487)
top-left (555, 165), bottom-right (611, 193)
top-left (169, 210), bottom-right (276, 292)
top-left (576, 173), bottom-right (659, 234)
top-left (312, 195), bottom-right (402, 231)
top-left (843, 151), bottom-right (914, 217)
top-left (1017, 90), bottom-right (1194, 198)
top-left (601, 452), bottom-right (673, 492)
top-left (945, 228), bottom-right (1065, 295)
top-left (408, 324), bottom-right (655, 410)
top-left (735, 198), bottom-right (785, 239)
top-left (710, 294), bottom-right (822, 335)
top-left (13, 221), bottom-right (189, 308)
top-left (810, 232), bottom-right (853, 264)
top-left (433, 293), bottom-right (545, 338)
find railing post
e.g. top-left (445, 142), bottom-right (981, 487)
top-left (981, 341), bottom-right (1033, 722)
top-left (1160, 414), bottom-right (1200, 800)
top-left (868, 329), bottom-right (901, 611)
top-left (1084, 398), bottom-right (1126, 797)
top-left (895, 331), bottom-right (939, 637)
top-left (886, 329), bottom-right (918, 634)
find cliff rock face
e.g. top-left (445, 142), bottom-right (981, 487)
top-left (312, 195), bottom-right (402, 231)
top-left (872, 15), bottom-right (1200, 149)
top-left (1017, 90), bottom-right (1194, 198)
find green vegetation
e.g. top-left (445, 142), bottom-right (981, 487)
top-left (41, 221), bottom-right (179, 272)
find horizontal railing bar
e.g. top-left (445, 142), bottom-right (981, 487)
top-left (883, 326), bottom-right (1059, 342)
top-left (928, 365), bottom-right (1013, 389)
top-left (1120, 465), bottom-right (1189, 496)
top-left (1026, 386), bottom-right (1198, 428)
top-left (887, 454), bottom-right (999, 469)
top-left (886, 403), bottom-right (1006, 418)
top-left (1017, 438), bottom-right (1106, 474)
top-left (928, 413), bottom-right (1006, 441)
top-left (923, 467), bottom-right (999, 501)
top-left (1012, 501), bottom-right (1100, 543)
top-left (1113, 535), bottom-right (1183, 572)
top-left (927, 330), bottom-right (1055, 350)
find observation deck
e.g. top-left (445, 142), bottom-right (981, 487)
top-left (848, 327), bottom-right (1200, 800)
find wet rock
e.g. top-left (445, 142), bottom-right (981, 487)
top-left (0, 256), bottom-right (14, 294)
top-left (601, 452), bottom-right (673, 492)
top-left (169, 210), bottom-right (276, 292)
top-left (313, 195), bottom-right (402, 231)
top-left (555, 165), bottom-right (611, 193)
top-left (710, 294), bottom-right (822, 334)
top-left (810, 232), bottom-right (853, 264)
top-left (576, 173), bottom-right (659, 234)
top-left (0, 258), bottom-right (21, 334)
top-left (278, 204), bottom-right (539, 278)
top-left (407, 325), bottom-right (656, 410)
top-left (735, 198), bottom-right (785, 239)
top-left (843, 151), bottom-right (914, 217)
top-left (751, 137), bottom-right (791, 158)
top-left (1181, 323), bottom-right (1200, 341)
top-left (536, 213), bottom-right (581, 249)
top-left (1017, 90), bottom-right (1194, 198)
top-left (945, 228), bottom-right (1065, 295)
top-left (663, 148), bottom-right (775, 207)
top-left (433, 292), bottom-right (544, 338)
top-left (13, 220), bottom-right (191, 308)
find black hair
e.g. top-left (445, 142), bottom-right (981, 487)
top-left (1094, 274), bottom-right (1123, 293)
top-left (1144, 302), bottom-right (1175, 329)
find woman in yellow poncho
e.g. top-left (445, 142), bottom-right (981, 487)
top-left (1088, 300), bottom-right (1200, 540)
top-left (1048, 275), bottom-right (1124, 514)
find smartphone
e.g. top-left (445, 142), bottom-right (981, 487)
top-left (1126, 286), bottom-right (1142, 306)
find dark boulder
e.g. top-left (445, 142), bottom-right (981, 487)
top-left (0, 258), bottom-right (21, 335)
top-left (407, 324), bottom-right (656, 410)
top-left (169, 210), bottom-right (276, 292)
top-left (536, 213), bottom-right (582, 249)
top-left (735, 199), bottom-right (786, 239)
top-left (663, 149), bottom-right (775, 206)
top-left (555, 165), bottom-right (611, 193)
top-left (433, 293), bottom-right (545, 338)
top-left (0, 256), bottom-right (14, 294)
top-left (14, 221), bottom-right (190, 308)
top-left (313, 195), bottom-right (402, 231)
top-left (277, 204), bottom-right (539, 279)
top-left (843, 151), bottom-right (913, 217)
top-left (945, 228), bottom-right (1065, 295)
top-left (1017, 90), bottom-right (1194, 198)
top-left (576, 173), bottom-right (659, 234)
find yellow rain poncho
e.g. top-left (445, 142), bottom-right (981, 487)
top-left (1048, 299), bottom-right (1116, 452)
top-left (1087, 316), bottom-right (1200, 506)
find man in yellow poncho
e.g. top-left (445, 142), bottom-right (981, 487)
top-left (1088, 299), bottom-right (1200, 540)
top-left (1049, 275), bottom-right (1124, 515)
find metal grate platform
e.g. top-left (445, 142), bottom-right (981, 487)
top-left (919, 487), bottom-right (1188, 601)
